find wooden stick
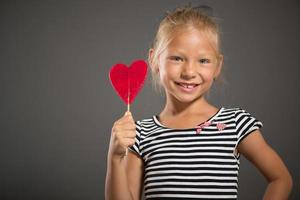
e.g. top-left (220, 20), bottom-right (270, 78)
top-left (125, 80), bottom-right (130, 156)
top-left (127, 89), bottom-right (130, 112)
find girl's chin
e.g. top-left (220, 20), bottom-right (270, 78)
top-left (170, 92), bottom-right (205, 104)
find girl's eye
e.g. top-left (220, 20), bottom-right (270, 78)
top-left (199, 58), bottom-right (211, 64)
top-left (170, 56), bottom-right (183, 61)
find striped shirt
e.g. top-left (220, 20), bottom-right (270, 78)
top-left (129, 107), bottom-right (263, 200)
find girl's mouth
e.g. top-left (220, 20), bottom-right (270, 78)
top-left (175, 82), bottom-right (200, 92)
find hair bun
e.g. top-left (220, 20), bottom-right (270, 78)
top-left (193, 5), bottom-right (214, 16)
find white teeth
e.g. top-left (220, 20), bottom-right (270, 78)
top-left (179, 83), bottom-right (196, 88)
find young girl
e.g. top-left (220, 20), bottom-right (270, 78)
top-left (105, 5), bottom-right (293, 200)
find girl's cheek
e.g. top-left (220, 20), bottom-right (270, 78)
top-left (203, 70), bottom-right (216, 81)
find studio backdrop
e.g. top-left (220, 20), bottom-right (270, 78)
top-left (1, 0), bottom-right (299, 199)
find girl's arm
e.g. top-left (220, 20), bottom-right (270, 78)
top-left (126, 151), bottom-right (144, 199)
top-left (105, 112), bottom-right (144, 200)
top-left (237, 130), bottom-right (293, 200)
top-left (105, 151), bottom-right (143, 200)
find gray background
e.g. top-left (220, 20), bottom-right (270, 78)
top-left (1, 0), bottom-right (299, 199)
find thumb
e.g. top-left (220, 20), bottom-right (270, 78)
top-left (124, 111), bottom-right (132, 116)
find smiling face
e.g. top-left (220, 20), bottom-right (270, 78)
top-left (153, 28), bottom-right (223, 103)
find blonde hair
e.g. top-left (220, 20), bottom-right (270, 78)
top-left (148, 4), bottom-right (224, 94)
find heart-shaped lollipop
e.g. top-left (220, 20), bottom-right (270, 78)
top-left (109, 60), bottom-right (147, 111)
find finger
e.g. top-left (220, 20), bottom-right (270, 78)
top-left (124, 113), bottom-right (134, 121)
top-left (122, 130), bottom-right (136, 138)
top-left (115, 120), bottom-right (135, 130)
top-left (116, 130), bottom-right (136, 139)
top-left (115, 112), bottom-right (133, 124)
top-left (122, 122), bottom-right (136, 130)
top-left (124, 111), bottom-right (132, 117)
top-left (121, 138), bottom-right (136, 147)
top-left (118, 137), bottom-right (135, 148)
top-left (119, 117), bottom-right (135, 126)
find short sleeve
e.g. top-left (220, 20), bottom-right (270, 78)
top-left (128, 120), bottom-right (142, 157)
top-left (235, 108), bottom-right (263, 147)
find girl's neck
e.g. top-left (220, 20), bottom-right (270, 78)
top-left (160, 96), bottom-right (215, 118)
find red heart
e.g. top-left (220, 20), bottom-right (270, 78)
top-left (109, 60), bottom-right (147, 105)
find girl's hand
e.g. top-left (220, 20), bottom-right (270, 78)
top-left (109, 111), bottom-right (136, 159)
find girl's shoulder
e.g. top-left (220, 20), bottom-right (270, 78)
top-left (220, 106), bottom-right (260, 116)
top-left (220, 106), bottom-right (263, 125)
top-left (223, 106), bottom-right (264, 137)
top-left (134, 116), bottom-right (156, 130)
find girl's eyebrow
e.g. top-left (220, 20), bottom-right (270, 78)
top-left (168, 50), bottom-right (216, 57)
top-left (168, 48), bottom-right (216, 56)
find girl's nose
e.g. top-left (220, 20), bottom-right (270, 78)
top-left (180, 61), bottom-right (197, 79)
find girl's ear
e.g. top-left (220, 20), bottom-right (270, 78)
top-left (215, 54), bottom-right (223, 79)
top-left (148, 48), bottom-right (154, 63)
top-left (148, 48), bottom-right (159, 73)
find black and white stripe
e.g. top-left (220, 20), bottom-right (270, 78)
top-left (129, 107), bottom-right (263, 200)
